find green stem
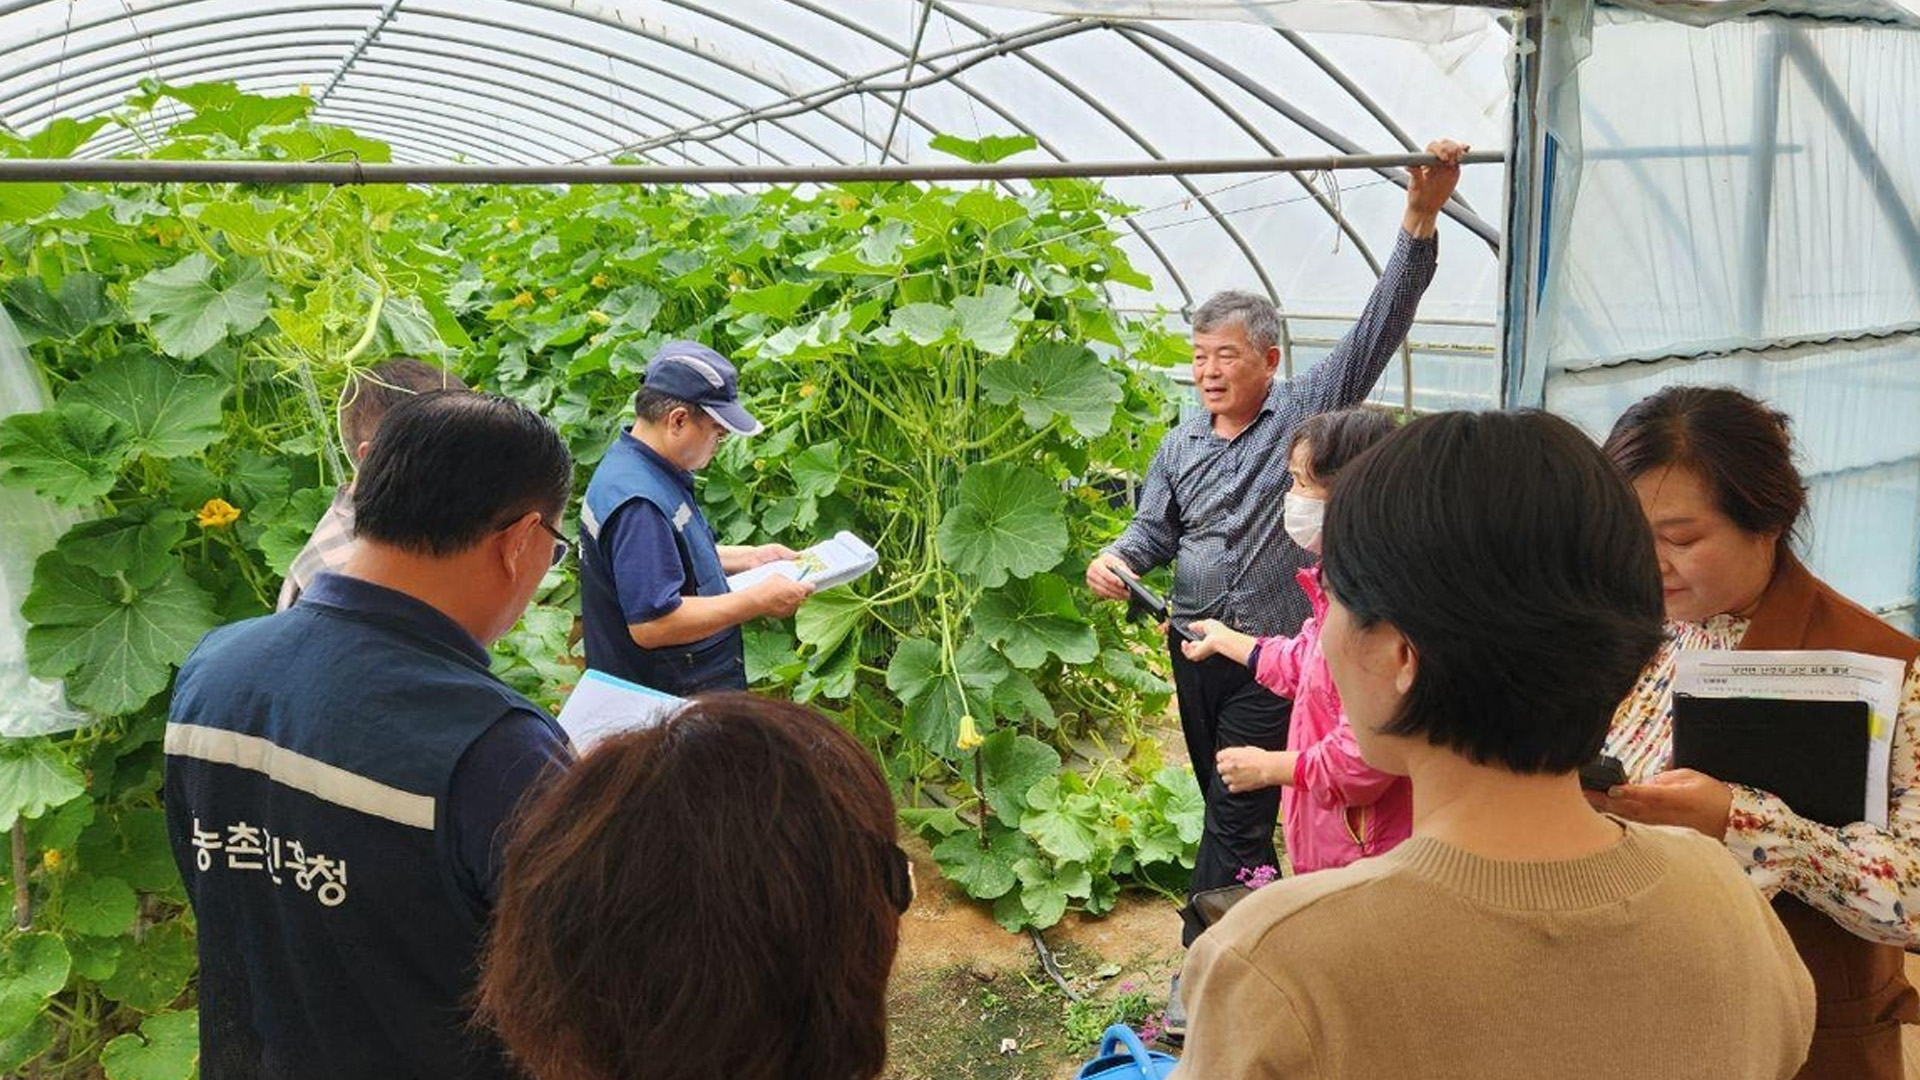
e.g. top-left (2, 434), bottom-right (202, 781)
top-left (339, 282), bottom-right (388, 366)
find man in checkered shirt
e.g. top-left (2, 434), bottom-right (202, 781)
top-left (1087, 140), bottom-right (1468, 968)
top-left (278, 359), bottom-right (469, 611)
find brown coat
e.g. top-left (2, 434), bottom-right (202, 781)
top-left (1739, 554), bottom-right (1920, 1080)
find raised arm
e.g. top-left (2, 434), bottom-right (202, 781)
top-left (1292, 138), bottom-right (1463, 415)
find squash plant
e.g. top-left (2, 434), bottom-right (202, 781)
top-left (0, 82), bottom-right (1204, 1074)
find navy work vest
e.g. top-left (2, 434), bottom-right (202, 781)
top-left (578, 428), bottom-right (746, 695)
top-left (164, 578), bottom-right (555, 1080)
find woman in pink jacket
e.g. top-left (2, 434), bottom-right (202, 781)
top-left (1183, 408), bottom-right (1412, 874)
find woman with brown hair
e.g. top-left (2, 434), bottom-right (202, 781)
top-left (477, 692), bottom-right (911, 1080)
top-left (1595, 385), bottom-right (1920, 1080)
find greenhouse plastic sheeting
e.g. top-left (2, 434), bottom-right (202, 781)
top-left (0, 307), bottom-right (91, 736)
top-left (0, 0), bottom-right (1512, 409)
top-left (1521, 11), bottom-right (1920, 626)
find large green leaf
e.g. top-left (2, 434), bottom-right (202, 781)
top-left (56, 505), bottom-right (192, 587)
top-left (64, 352), bottom-right (229, 459)
top-left (794, 589), bottom-right (868, 657)
top-left (0, 1016), bottom-right (54, 1073)
top-left (930, 822), bottom-right (1035, 900)
top-left (1023, 774), bottom-right (1105, 863)
top-left (99, 922), bottom-right (195, 1012)
top-left (163, 82), bottom-right (311, 143)
top-left (973, 574), bottom-right (1098, 669)
top-left (979, 730), bottom-right (1060, 826)
top-left (0, 406), bottom-right (131, 505)
top-left (980, 341), bottom-right (1125, 438)
top-left (23, 554), bottom-right (219, 717)
top-left (126, 253), bottom-right (271, 360)
top-left (788, 440), bottom-right (841, 499)
top-left (888, 302), bottom-right (953, 347)
top-left (936, 463), bottom-right (1068, 588)
top-left (2, 273), bottom-right (116, 343)
top-left (101, 1009), bottom-right (199, 1080)
top-left (0, 740), bottom-right (85, 832)
top-left (78, 809), bottom-right (182, 895)
top-left (0, 934), bottom-right (70, 1041)
top-left (60, 874), bottom-right (138, 937)
top-left (952, 285), bottom-right (1029, 357)
top-left (885, 637), bottom-right (1006, 755)
top-left (928, 133), bottom-right (1038, 164)
top-left (729, 280), bottom-right (818, 320)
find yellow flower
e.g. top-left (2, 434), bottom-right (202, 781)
top-left (297, 83), bottom-right (312, 98)
top-left (197, 497), bottom-right (241, 529)
top-left (956, 713), bottom-right (985, 752)
top-left (427, 211), bottom-right (440, 223)
top-left (588, 310), bottom-right (610, 326)
top-left (507, 216), bottom-right (522, 232)
top-left (542, 287), bottom-right (558, 299)
top-left (727, 270), bottom-right (746, 287)
top-left (798, 382), bottom-right (816, 399)
top-left (590, 273), bottom-right (610, 289)
top-left (41, 850), bottom-right (62, 871)
top-left (512, 291), bottom-right (534, 308)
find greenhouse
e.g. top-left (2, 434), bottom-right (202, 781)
top-left (1, 0), bottom-right (1918, 1077)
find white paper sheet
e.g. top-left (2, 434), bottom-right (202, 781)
top-left (1674, 649), bottom-right (1905, 827)
top-left (725, 530), bottom-right (878, 592)
top-left (555, 669), bottom-right (685, 754)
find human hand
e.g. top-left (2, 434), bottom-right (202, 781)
top-left (748, 575), bottom-right (814, 619)
top-left (1589, 768), bottom-right (1733, 840)
top-left (1182, 620), bottom-right (1254, 665)
top-left (749, 543), bottom-right (799, 568)
top-left (1217, 747), bottom-right (1280, 794)
top-left (1404, 138), bottom-right (1468, 235)
top-left (1086, 552), bottom-right (1134, 601)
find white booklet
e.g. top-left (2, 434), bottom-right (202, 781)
top-left (725, 530), bottom-right (879, 592)
top-left (555, 669), bottom-right (685, 754)
top-left (1673, 649), bottom-right (1905, 827)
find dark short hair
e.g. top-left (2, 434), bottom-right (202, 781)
top-left (1601, 385), bottom-right (1805, 552)
top-left (1287, 407), bottom-right (1400, 490)
top-left (338, 357), bottom-right (469, 454)
top-left (478, 693), bottom-right (902, 1080)
top-left (1320, 410), bottom-right (1665, 774)
top-left (634, 386), bottom-right (695, 424)
top-left (352, 391), bottom-right (572, 557)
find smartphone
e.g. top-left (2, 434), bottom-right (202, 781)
top-left (1110, 565), bottom-right (1199, 643)
top-left (1579, 753), bottom-right (1627, 793)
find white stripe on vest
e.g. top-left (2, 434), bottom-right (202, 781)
top-left (165, 723), bottom-right (436, 830)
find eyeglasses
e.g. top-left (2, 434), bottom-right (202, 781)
top-left (533, 515), bottom-right (574, 568)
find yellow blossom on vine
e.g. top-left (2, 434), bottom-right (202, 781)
top-left (542, 287), bottom-right (558, 299)
top-left (41, 850), bottom-right (62, 871)
top-left (799, 383), bottom-right (816, 399)
top-left (507, 216), bottom-right (522, 232)
top-left (591, 273), bottom-right (610, 288)
top-left (513, 291), bottom-right (534, 308)
top-left (588, 310), bottom-right (610, 326)
top-left (957, 713), bottom-right (984, 752)
top-left (197, 497), bottom-right (241, 529)
top-left (427, 211), bottom-right (440, 223)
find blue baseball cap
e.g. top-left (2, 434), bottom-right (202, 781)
top-left (642, 341), bottom-right (762, 436)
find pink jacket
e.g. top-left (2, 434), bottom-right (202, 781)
top-left (1251, 567), bottom-right (1413, 874)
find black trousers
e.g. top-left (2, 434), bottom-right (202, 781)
top-left (1169, 631), bottom-right (1291, 946)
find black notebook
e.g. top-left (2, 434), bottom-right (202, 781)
top-left (1671, 696), bottom-right (1869, 828)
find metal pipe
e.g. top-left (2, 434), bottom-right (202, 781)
top-left (0, 148), bottom-right (1505, 186)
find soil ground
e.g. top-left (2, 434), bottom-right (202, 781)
top-left (883, 835), bottom-right (1187, 1080)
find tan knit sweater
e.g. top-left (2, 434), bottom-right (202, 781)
top-left (1176, 820), bottom-right (1814, 1079)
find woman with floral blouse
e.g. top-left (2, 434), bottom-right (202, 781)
top-left (1593, 386), bottom-right (1920, 1080)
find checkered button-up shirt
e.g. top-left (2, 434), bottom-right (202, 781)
top-left (1107, 229), bottom-right (1438, 638)
top-left (276, 486), bottom-right (357, 611)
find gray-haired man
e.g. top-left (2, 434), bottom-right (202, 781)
top-left (1086, 140), bottom-right (1468, 976)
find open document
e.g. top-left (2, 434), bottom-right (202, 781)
top-left (725, 530), bottom-right (879, 592)
top-left (555, 669), bottom-right (685, 754)
top-left (1673, 649), bottom-right (1905, 828)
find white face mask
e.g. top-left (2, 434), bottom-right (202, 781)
top-left (1284, 491), bottom-right (1325, 554)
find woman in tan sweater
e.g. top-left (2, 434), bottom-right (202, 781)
top-left (1176, 409), bottom-right (1814, 1080)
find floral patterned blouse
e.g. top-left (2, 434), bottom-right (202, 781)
top-left (1607, 615), bottom-right (1920, 947)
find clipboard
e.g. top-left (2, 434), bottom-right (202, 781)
top-left (1671, 695), bottom-right (1870, 828)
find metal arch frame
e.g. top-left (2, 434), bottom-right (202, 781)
top-left (314, 0), bottom-right (402, 105)
top-left (4, 33), bottom-right (367, 122)
top-left (0, 1), bottom-right (380, 85)
top-left (69, 56), bottom-right (628, 163)
top-left (569, 0), bottom-right (1203, 306)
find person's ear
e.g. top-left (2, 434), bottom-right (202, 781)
top-left (497, 512), bottom-right (541, 581)
top-left (352, 440), bottom-right (372, 464)
top-left (1390, 632), bottom-right (1419, 697)
top-left (1265, 344), bottom-right (1283, 375)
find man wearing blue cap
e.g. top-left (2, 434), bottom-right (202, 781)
top-left (578, 341), bottom-right (811, 695)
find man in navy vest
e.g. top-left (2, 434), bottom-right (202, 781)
top-left (579, 341), bottom-right (810, 696)
top-left (165, 391), bottom-right (574, 1080)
